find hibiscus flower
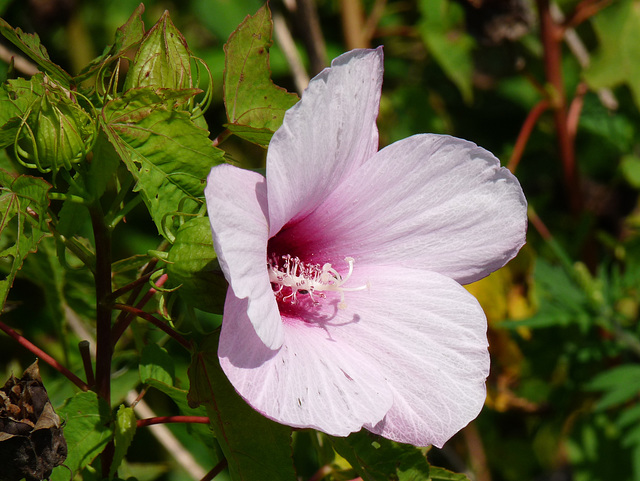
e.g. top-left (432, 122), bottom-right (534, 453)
top-left (204, 47), bottom-right (527, 447)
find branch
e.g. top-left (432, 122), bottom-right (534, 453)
top-left (201, 460), bottom-right (229, 481)
top-left (508, 99), bottom-right (551, 173)
top-left (537, 0), bottom-right (582, 214)
top-left (137, 416), bottom-right (210, 428)
top-left (112, 303), bottom-right (191, 350)
top-left (0, 319), bottom-right (89, 391)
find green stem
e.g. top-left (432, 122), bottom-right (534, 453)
top-left (107, 195), bottom-right (143, 229)
top-left (48, 192), bottom-right (91, 205)
top-left (49, 221), bottom-right (96, 272)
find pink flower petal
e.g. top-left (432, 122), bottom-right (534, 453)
top-left (204, 164), bottom-right (284, 349)
top-left (267, 48), bottom-right (384, 237)
top-left (280, 134), bottom-right (527, 284)
top-left (331, 264), bottom-right (489, 447)
top-left (218, 289), bottom-right (394, 436)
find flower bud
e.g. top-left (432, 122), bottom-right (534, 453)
top-left (13, 78), bottom-right (96, 173)
top-left (123, 11), bottom-right (212, 115)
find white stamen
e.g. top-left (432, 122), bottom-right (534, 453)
top-left (268, 255), bottom-right (368, 309)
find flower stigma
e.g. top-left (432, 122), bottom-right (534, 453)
top-left (267, 254), bottom-right (369, 309)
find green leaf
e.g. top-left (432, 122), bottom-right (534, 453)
top-left (51, 391), bottom-right (113, 481)
top-left (188, 332), bottom-right (297, 481)
top-left (0, 18), bottom-right (71, 85)
top-left (429, 466), bottom-right (471, 481)
top-left (0, 76), bottom-right (45, 149)
top-left (587, 365), bottom-right (640, 410)
top-left (124, 10), bottom-right (193, 91)
top-left (0, 169), bottom-right (50, 309)
top-left (584, 0), bottom-right (640, 110)
top-left (166, 217), bottom-right (227, 314)
top-left (417, 0), bottom-right (475, 103)
top-left (140, 343), bottom-right (175, 386)
top-left (330, 430), bottom-right (431, 481)
top-left (223, 4), bottom-right (298, 146)
top-left (110, 405), bottom-right (137, 478)
top-left (100, 88), bottom-right (224, 238)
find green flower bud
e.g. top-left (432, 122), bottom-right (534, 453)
top-left (124, 11), bottom-right (192, 91)
top-left (13, 78), bottom-right (96, 173)
top-left (123, 11), bottom-right (212, 115)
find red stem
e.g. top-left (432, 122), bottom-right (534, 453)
top-left (78, 340), bottom-right (95, 387)
top-left (112, 303), bottom-right (191, 350)
top-left (136, 415), bottom-right (210, 428)
top-left (201, 460), bottom-right (229, 481)
top-left (537, 0), bottom-right (582, 214)
top-left (107, 272), bottom-right (154, 304)
top-left (0, 319), bottom-right (89, 391)
top-left (508, 99), bottom-right (550, 173)
top-left (563, 0), bottom-right (612, 30)
top-left (110, 261), bottom-right (162, 347)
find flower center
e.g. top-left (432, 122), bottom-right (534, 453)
top-left (267, 254), bottom-right (368, 309)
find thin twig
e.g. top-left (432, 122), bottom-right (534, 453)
top-left (136, 415), bottom-right (210, 428)
top-left (0, 319), bottom-right (89, 391)
top-left (127, 391), bottom-right (209, 480)
top-left (107, 272), bottom-right (154, 304)
top-left (550, 2), bottom-right (618, 110)
top-left (212, 129), bottom-right (232, 147)
top-left (340, 0), bottom-right (367, 49)
top-left (111, 273), bottom-right (167, 347)
top-left (112, 303), bottom-right (191, 350)
top-left (110, 258), bottom-right (161, 347)
top-left (508, 99), bottom-right (550, 173)
top-left (273, 10), bottom-right (310, 94)
top-left (200, 460), bottom-right (229, 481)
top-left (562, 0), bottom-right (612, 30)
top-left (292, 0), bottom-right (328, 75)
top-left (78, 340), bottom-right (95, 387)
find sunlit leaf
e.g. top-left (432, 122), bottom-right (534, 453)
top-left (188, 332), bottom-right (297, 481)
top-left (223, 4), bottom-right (298, 146)
top-left (100, 88), bottom-right (224, 238)
top-left (110, 405), bottom-right (137, 478)
top-left (584, 0), bottom-right (640, 110)
top-left (50, 391), bottom-right (113, 481)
